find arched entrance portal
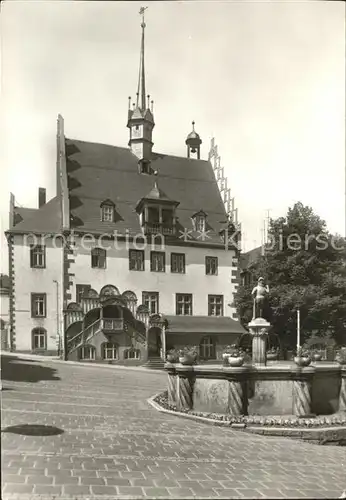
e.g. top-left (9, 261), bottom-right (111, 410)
top-left (147, 327), bottom-right (162, 357)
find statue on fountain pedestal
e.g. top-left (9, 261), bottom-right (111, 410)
top-left (251, 277), bottom-right (269, 319)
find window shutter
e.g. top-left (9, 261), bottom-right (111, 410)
top-left (31, 294), bottom-right (35, 317)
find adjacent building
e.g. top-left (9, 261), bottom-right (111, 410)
top-left (0, 274), bottom-right (10, 350)
top-left (5, 14), bottom-right (245, 365)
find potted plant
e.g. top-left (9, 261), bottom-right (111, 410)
top-left (266, 346), bottom-right (279, 361)
top-left (294, 347), bottom-right (312, 367)
top-left (335, 347), bottom-right (346, 365)
top-left (178, 347), bottom-right (196, 365)
top-left (189, 345), bottom-right (199, 363)
top-left (166, 349), bottom-right (179, 363)
top-left (311, 349), bottom-right (323, 362)
top-left (222, 345), bottom-right (233, 365)
top-left (227, 344), bottom-right (244, 367)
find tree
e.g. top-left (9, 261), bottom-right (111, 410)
top-left (235, 202), bottom-right (346, 349)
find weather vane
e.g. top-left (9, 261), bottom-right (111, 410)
top-left (139, 6), bottom-right (148, 27)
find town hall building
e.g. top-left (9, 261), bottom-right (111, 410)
top-left (5, 13), bottom-right (245, 366)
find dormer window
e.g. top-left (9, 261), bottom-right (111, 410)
top-left (192, 210), bottom-right (207, 232)
top-left (135, 181), bottom-right (179, 236)
top-left (138, 159), bottom-right (151, 175)
top-left (100, 200), bottom-right (115, 222)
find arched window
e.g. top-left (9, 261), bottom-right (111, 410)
top-left (79, 345), bottom-right (96, 360)
top-left (100, 200), bottom-right (115, 222)
top-left (32, 328), bottom-right (47, 350)
top-left (102, 342), bottom-right (118, 360)
top-left (124, 348), bottom-right (140, 360)
top-left (200, 336), bottom-right (215, 360)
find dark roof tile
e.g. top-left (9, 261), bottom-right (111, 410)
top-left (10, 198), bottom-right (61, 234)
top-left (66, 139), bottom-right (228, 244)
top-left (164, 315), bottom-right (246, 334)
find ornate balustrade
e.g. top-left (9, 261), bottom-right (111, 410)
top-left (144, 223), bottom-right (175, 235)
top-left (101, 318), bottom-right (124, 332)
top-left (81, 297), bottom-right (101, 313)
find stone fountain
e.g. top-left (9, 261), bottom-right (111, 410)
top-left (164, 277), bottom-right (346, 421)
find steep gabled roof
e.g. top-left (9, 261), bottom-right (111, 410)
top-left (9, 197), bottom-right (62, 234)
top-left (65, 139), bottom-right (229, 246)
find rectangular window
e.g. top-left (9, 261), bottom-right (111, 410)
top-left (208, 295), bottom-right (224, 316)
top-left (76, 284), bottom-right (91, 303)
top-left (171, 253), bottom-right (185, 274)
top-left (162, 209), bottom-right (173, 226)
top-left (148, 207), bottom-right (160, 224)
top-left (200, 336), bottom-right (215, 359)
top-left (80, 346), bottom-right (95, 360)
top-left (101, 205), bottom-right (114, 222)
top-left (125, 348), bottom-right (140, 360)
top-left (129, 250), bottom-right (145, 271)
top-left (150, 251), bottom-right (165, 272)
top-left (30, 245), bottom-right (46, 268)
top-left (31, 293), bottom-right (47, 318)
top-left (176, 294), bottom-right (193, 316)
top-left (206, 256), bottom-right (218, 275)
top-left (102, 343), bottom-right (118, 360)
top-left (196, 216), bottom-right (206, 233)
top-left (143, 292), bottom-right (159, 315)
top-left (91, 248), bottom-right (106, 268)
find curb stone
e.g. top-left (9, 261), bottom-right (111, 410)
top-left (148, 392), bottom-right (346, 444)
top-left (148, 393), bottom-right (235, 427)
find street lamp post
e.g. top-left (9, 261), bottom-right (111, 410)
top-left (53, 280), bottom-right (62, 358)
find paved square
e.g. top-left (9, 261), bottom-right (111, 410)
top-left (1, 354), bottom-right (345, 499)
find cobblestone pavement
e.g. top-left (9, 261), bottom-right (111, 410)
top-left (1, 354), bottom-right (345, 500)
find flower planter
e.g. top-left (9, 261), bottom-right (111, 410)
top-left (179, 355), bottom-right (194, 366)
top-left (166, 354), bottom-right (177, 363)
top-left (335, 354), bottom-right (346, 365)
top-left (266, 353), bottom-right (278, 361)
top-left (312, 353), bottom-right (322, 362)
top-left (228, 356), bottom-right (244, 367)
top-left (294, 356), bottom-right (311, 367)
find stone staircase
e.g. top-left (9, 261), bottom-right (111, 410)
top-left (143, 356), bottom-right (165, 370)
top-left (67, 319), bottom-right (101, 355)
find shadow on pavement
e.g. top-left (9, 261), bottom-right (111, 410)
top-left (1, 355), bottom-right (61, 383)
top-left (2, 424), bottom-right (64, 436)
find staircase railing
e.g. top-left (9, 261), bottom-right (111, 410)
top-left (67, 318), bottom-right (101, 354)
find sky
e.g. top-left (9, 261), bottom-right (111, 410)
top-left (0, 0), bottom-right (345, 273)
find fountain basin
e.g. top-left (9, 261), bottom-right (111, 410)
top-left (164, 362), bottom-right (345, 417)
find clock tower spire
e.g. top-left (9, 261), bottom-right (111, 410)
top-left (127, 7), bottom-right (155, 172)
